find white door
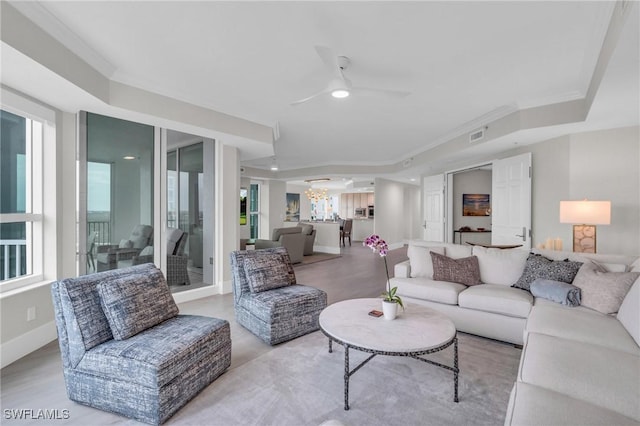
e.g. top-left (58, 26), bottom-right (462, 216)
top-left (491, 153), bottom-right (532, 249)
top-left (423, 174), bottom-right (445, 242)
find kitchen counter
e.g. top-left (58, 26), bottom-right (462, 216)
top-left (351, 218), bottom-right (374, 242)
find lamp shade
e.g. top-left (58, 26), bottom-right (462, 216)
top-left (559, 200), bottom-right (611, 225)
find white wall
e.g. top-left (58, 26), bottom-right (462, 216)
top-left (374, 178), bottom-right (421, 249)
top-left (506, 126), bottom-right (639, 255)
top-left (214, 143), bottom-right (238, 293)
top-left (259, 180), bottom-right (287, 239)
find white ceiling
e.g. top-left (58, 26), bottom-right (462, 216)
top-left (4, 1), bottom-right (639, 186)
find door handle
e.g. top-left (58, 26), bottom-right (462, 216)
top-left (515, 227), bottom-right (527, 242)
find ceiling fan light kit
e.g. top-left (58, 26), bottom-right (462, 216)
top-left (331, 89), bottom-right (350, 98)
top-left (290, 45), bottom-right (410, 106)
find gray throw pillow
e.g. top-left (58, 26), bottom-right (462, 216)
top-left (97, 271), bottom-right (179, 340)
top-left (512, 254), bottom-right (582, 292)
top-left (430, 252), bottom-right (481, 286)
top-left (244, 254), bottom-right (294, 293)
top-left (572, 261), bottom-right (640, 314)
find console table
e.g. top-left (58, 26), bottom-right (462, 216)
top-left (454, 229), bottom-right (491, 244)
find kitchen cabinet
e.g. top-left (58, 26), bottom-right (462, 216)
top-left (340, 192), bottom-right (374, 218)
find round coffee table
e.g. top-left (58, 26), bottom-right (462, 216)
top-left (319, 298), bottom-right (459, 410)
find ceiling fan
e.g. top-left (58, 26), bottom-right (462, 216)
top-left (291, 45), bottom-right (410, 106)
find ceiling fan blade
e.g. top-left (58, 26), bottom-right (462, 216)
top-left (314, 45), bottom-right (339, 69)
top-left (351, 87), bottom-right (411, 98)
top-left (290, 88), bottom-right (331, 106)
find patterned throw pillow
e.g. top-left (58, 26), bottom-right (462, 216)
top-left (512, 253), bottom-right (582, 292)
top-left (430, 251), bottom-right (482, 286)
top-left (97, 271), bottom-right (179, 340)
top-left (572, 261), bottom-right (640, 314)
top-left (244, 254), bottom-right (294, 293)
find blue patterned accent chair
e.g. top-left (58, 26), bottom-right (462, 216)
top-left (230, 247), bottom-right (327, 345)
top-left (51, 264), bottom-right (231, 424)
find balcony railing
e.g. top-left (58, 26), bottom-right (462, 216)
top-left (88, 221), bottom-right (111, 246)
top-left (0, 239), bottom-right (27, 281)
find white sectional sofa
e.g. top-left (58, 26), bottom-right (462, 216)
top-left (391, 240), bottom-right (640, 425)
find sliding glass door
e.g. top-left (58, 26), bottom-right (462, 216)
top-left (81, 112), bottom-right (155, 274)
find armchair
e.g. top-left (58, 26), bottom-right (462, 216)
top-left (132, 228), bottom-right (190, 286)
top-left (51, 264), bottom-right (231, 424)
top-left (96, 224), bottom-right (153, 271)
top-left (230, 247), bottom-right (327, 345)
top-left (298, 223), bottom-right (316, 255)
top-left (166, 227), bottom-right (190, 286)
top-left (254, 227), bottom-right (306, 263)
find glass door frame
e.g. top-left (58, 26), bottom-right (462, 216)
top-left (78, 112), bottom-right (162, 275)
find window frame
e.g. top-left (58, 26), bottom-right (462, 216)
top-left (0, 89), bottom-right (55, 292)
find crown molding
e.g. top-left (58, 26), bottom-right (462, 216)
top-left (9, 1), bottom-right (117, 78)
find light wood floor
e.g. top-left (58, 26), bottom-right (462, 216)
top-left (0, 243), bottom-right (408, 424)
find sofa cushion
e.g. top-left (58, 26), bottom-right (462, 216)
top-left (299, 224), bottom-right (314, 235)
top-left (237, 284), bottom-right (327, 324)
top-left (572, 261), bottom-right (640, 314)
top-left (526, 302), bottom-right (639, 355)
top-left (243, 254), bottom-right (293, 293)
top-left (431, 252), bottom-right (481, 286)
top-left (52, 264), bottom-right (162, 367)
top-left (119, 239), bottom-right (133, 249)
top-left (459, 284), bottom-right (533, 318)
top-left (407, 245), bottom-right (445, 278)
top-left (392, 277), bottom-right (467, 305)
top-left (444, 244), bottom-right (473, 259)
top-left (472, 246), bottom-right (528, 286)
top-left (506, 382), bottom-right (639, 426)
top-left (98, 272), bottom-right (179, 340)
top-left (166, 227), bottom-right (184, 255)
top-left (617, 279), bottom-right (640, 347)
top-left (519, 332), bottom-right (640, 421)
top-left (78, 315), bottom-right (230, 388)
top-left (512, 253), bottom-right (582, 292)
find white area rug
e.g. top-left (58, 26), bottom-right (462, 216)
top-left (168, 330), bottom-right (521, 425)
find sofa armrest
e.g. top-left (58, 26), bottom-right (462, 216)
top-left (394, 260), bottom-right (411, 278)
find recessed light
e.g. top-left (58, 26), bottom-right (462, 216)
top-left (123, 156), bottom-right (136, 160)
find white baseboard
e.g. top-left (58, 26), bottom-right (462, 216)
top-left (173, 285), bottom-right (219, 304)
top-left (1, 320), bottom-right (57, 369)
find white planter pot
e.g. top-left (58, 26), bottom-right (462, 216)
top-left (382, 300), bottom-right (398, 320)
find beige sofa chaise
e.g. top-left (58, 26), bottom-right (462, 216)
top-left (392, 240), bottom-right (640, 425)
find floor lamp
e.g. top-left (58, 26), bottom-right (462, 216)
top-left (559, 200), bottom-right (611, 253)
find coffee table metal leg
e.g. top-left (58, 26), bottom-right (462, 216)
top-left (329, 338), bottom-right (333, 353)
top-left (344, 345), bottom-right (350, 410)
top-left (454, 337), bottom-right (459, 403)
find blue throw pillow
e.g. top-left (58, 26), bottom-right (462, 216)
top-left (530, 278), bottom-right (581, 307)
top-left (97, 270), bottom-right (179, 340)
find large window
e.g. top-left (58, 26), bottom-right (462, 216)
top-left (0, 106), bottom-right (46, 286)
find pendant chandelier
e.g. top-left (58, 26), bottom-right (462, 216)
top-left (305, 188), bottom-right (328, 202)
